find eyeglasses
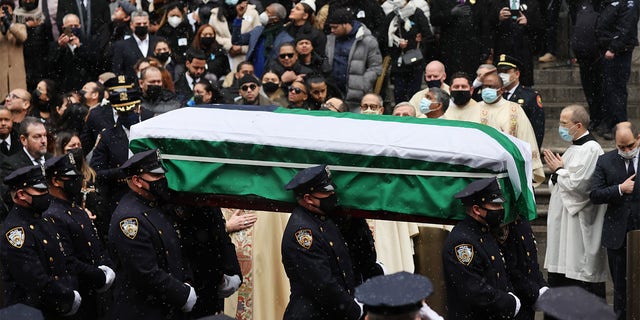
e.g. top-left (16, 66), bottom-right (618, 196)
top-left (6, 93), bottom-right (25, 100)
top-left (361, 104), bottom-right (381, 111)
top-left (279, 53), bottom-right (295, 59)
top-left (241, 84), bottom-right (257, 92)
top-left (288, 86), bottom-right (306, 94)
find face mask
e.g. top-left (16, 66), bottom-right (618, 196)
top-left (28, 192), bottom-right (52, 212)
top-left (118, 111), bottom-right (140, 129)
top-left (317, 193), bottom-right (338, 214)
top-left (167, 16), bottom-right (182, 28)
top-left (155, 52), bottom-right (170, 63)
top-left (262, 82), bottom-right (279, 94)
top-left (62, 176), bottom-right (84, 203)
top-left (361, 109), bottom-right (379, 115)
top-left (450, 90), bottom-right (471, 106)
top-left (481, 88), bottom-right (500, 104)
top-left (472, 78), bottom-right (482, 88)
top-left (259, 11), bottom-right (269, 26)
top-left (134, 25), bottom-right (148, 38)
top-left (200, 37), bottom-right (215, 48)
top-left (558, 124), bottom-right (577, 142)
top-left (225, 0), bottom-right (238, 5)
top-left (426, 80), bottom-right (441, 89)
top-left (19, 1), bottom-right (38, 11)
top-left (145, 85), bottom-right (162, 100)
top-left (143, 177), bottom-right (171, 202)
top-left (618, 146), bottom-right (639, 160)
top-left (419, 98), bottom-right (435, 114)
top-left (499, 72), bottom-right (513, 87)
top-left (193, 94), bottom-right (204, 104)
top-left (480, 206), bottom-right (504, 228)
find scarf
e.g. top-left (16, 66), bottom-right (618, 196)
top-left (387, 3), bottom-right (417, 47)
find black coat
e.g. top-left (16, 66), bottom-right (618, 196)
top-left (442, 216), bottom-right (517, 320)
top-left (595, 0), bottom-right (640, 54)
top-left (24, 22), bottom-right (53, 90)
top-left (111, 36), bottom-right (160, 80)
top-left (281, 207), bottom-right (360, 320)
top-left (108, 192), bottom-right (192, 320)
top-left (590, 149), bottom-right (640, 250)
top-left (284, 21), bottom-right (326, 57)
top-left (56, 0), bottom-right (111, 36)
top-left (156, 22), bottom-right (194, 64)
top-left (0, 205), bottom-right (78, 318)
top-left (0, 130), bottom-right (22, 157)
top-left (47, 36), bottom-right (98, 92)
top-left (43, 197), bottom-right (112, 318)
top-left (508, 84), bottom-right (545, 148)
top-left (92, 21), bottom-right (132, 74)
top-left (380, 8), bottom-right (432, 74)
top-left (80, 104), bottom-right (114, 153)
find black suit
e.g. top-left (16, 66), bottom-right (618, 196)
top-left (508, 85), bottom-right (545, 149)
top-left (112, 36), bottom-right (160, 79)
top-left (81, 104), bottom-right (114, 153)
top-left (56, 0), bottom-right (111, 36)
top-left (0, 131), bottom-right (22, 157)
top-left (173, 72), bottom-right (196, 103)
top-left (590, 149), bottom-right (639, 318)
top-left (1, 150), bottom-right (53, 182)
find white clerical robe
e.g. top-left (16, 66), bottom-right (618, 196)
top-left (444, 100), bottom-right (480, 122)
top-left (367, 220), bottom-right (420, 273)
top-left (544, 138), bottom-right (609, 283)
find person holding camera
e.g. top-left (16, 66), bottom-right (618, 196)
top-left (0, 0), bottom-right (27, 102)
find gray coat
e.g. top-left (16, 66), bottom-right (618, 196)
top-left (325, 24), bottom-right (383, 110)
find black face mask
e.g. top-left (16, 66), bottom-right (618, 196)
top-left (155, 52), bottom-right (170, 63)
top-left (426, 79), bottom-right (442, 89)
top-left (143, 177), bottom-right (171, 202)
top-left (200, 37), bottom-right (215, 48)
top-left (316, 193), bottom-right (338, 215)
top-left (32, 89), bottom-right (51, 112)
top-left (480, 206), bottom-right (504, 228)
top-left (134, 25), bottom-right (148, 38)
top-left (193, 95), bottom-right (204, 104)
top-left (27, 192), bottom-right (52, 212)
top-left (450, 90), bottom-right (472, 106)
top-left (19, 1), bottom-right (38, 11)
top-left (145, 85), bottom-right (162, 100)
top-left (61, 176), bottom-right (84, 204)
top-left (118, 111), bottom-right (140, 129)
top-left (262, 82), bottom-right (279, 94)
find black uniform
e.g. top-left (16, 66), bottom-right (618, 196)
top-left (508, 85), bottom-right (544, 148)
top-left (496, 217), bottom-right (547, 320)
top-left (334, 215), bottom-right (384, 285)
top-left (108, 192), bottom-right (192, 320)
top-left (281, 206), bottom-right (360, 320)
top-left (443, 215), bottom-right (517, 319)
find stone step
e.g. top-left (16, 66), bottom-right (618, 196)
top-left (534, 84), bottom-right (640, 104)
top-left (533, 67), bottom-right (640, 86)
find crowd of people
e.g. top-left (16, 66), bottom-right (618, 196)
top-left (0, 0), bottom-right (638, 319)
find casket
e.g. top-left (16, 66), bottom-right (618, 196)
top-left (129, 106), bottom-right (537, 223)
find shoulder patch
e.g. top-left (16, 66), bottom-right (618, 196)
top-left (120, 218), bottom-right (139, 239)
top-left (6, 227), bottom-right (25, 248)
top-left (536, 95), bottom-right (543, 108)
top-left (295, 228), bottom-right (313, 249)
top-left (455, 244), bottom-right (474, 265)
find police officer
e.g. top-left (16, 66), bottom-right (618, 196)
top-left (497, 54), bottom-right (545, 149)
top-left (355, 271), bottom-right (443, 320)
top-left (281, 164), bottom-right (362, 320)
top-left (0, 165), bottom-right (81, 317)
top-left (108, 149), bottom-right (196, 319)
top-left (442, 177), bottom-right (521, 319)
top-left (43, 153), bottom-right (115, 318)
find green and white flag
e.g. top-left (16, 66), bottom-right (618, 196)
top-left (129, 107), bottom-right (537, 222)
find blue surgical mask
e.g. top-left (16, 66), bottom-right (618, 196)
top-left (420, 98), bottom-right (435, 114)
top-left (558, 124), bottom-right (577, 142)
top-left (481, 88), bottom-right (500, 104)
top-left (225, 0), bottom-right (238, 5)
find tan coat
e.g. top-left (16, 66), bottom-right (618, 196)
top-left (0, 23), bottom-right (27, 100)
top-left (209, 4), bottom-right (260, 72)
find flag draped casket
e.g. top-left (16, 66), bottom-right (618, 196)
top-left (129, 107), bottom-right (537, 223)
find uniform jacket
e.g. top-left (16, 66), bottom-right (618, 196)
top-left (108, 192), bottom-right (191, 320)
top-left (81, 104), bottom-right (114, 152)
top-left (43, 197), bottom-right (111, 318)
top-left (0, 204), bottom-right (78, 318)
top-left (281, 206), bottom-right (361, 320)
top-left (111, 35), bottom-right (160, 79)
top-left (596, 0), bottom-right (640, 54)
top-left (442, 216), bottom-right (516, 320)
top-left (0, 23), bottom-right (27, 101)
top-left (324, 23), bottom-right (383, 109)
top-left (508, 84), bottom-right (545, 148)
top-left (590, 149), bottom-right (640, 249)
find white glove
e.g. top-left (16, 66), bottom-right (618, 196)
top-left (538, 286), bottom-right (550, 298)
top-left (217, 274), bottom-right (241, 298)
top-left (419, 302), bottom-right (444, 320)
top-left (181, 283), bottom-right (197, 312)
top-left (64, 290), bottom-right (82, 316)
top-left (97, 265), bottom-right (116, 293)
top-left (508, 292), bottom-right (521, 317)
top-left (354, 298), bottom-right (364, 317)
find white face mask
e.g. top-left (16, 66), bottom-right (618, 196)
top-left (167, 16), bottom-right (182, 28)
top-left (259, 11), bottom-right (269, 26)
top-left (619, 146), bottom-right (639, 160)
top-left (361, 109), bottom-right (380, 115)
top-left (498, 73), bottom-right (512, 87)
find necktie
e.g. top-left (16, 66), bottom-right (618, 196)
top-left (629, 158), bottom-right (636, 177)
top-left (503, 91), bottom-right (510, 100)
top-left (0, 140), bottom-right (8, 155)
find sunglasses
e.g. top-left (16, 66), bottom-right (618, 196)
top-left (241, 84), bottom-right (258, 92)
top-left (288, 86), bottom-right (306, 94)
top-left (279, 53), bottom-right (295, 59)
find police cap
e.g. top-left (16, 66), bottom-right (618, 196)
top-left (3, 165), bottom-right (48, 191)
top-left (45, 153), bottom-right (81, 177)
top-left (120, 149), bottom-right (166, 177)
top-left (109, 88), bottom-right (141, 113)
top-left (496, 54), bottom-right (523, 71)
top-left (535, 286), bottom-right (616, 320)
top-left (455, 177), bottom-right (505, 206)
top-left (355, 271), bottom-right (433, 316)
top-left (284, 165), bottom-right (335, 196)
top-left (104, 74), bottom-right (136, 91)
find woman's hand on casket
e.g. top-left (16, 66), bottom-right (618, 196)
top-left (225, 209), bottom-right (258, 233)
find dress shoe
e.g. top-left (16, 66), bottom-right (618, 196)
top-left (538, 53), bottom-right (557, 63)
